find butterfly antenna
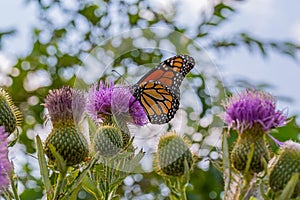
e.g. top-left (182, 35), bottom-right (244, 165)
top-left (112, 69), bottom-right (130, 84)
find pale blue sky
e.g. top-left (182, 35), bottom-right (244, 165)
top-left (0, 0), bottom-right (300, 120)
top-left (215, 0), bottom-right (300, 117)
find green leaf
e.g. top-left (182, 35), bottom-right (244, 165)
top-left (222, 130), bottom-right (231, 197)
top-left (53, 29), bottom-right (66, 38)
top-left (82, 176), bottom-right (99, 198)
top-left (36, 135), bottom-right (53, 198)
top-left (270, 117), bottom-right (300, 144)
top-left (48, 144), bottom-right (67, 172)
top-left (116, 149), bottom-right (145, 173)
top-left (214, 3), bottom-right (234, 18)
top-left (87, 116), bottom-right (98, 142)
top-left (129, 13), bottom-right (139, 25)
top-left (276, 173), bottom-right (299, 200)
top-left (249, 197), bottom-right (258, 200)
top-left (64, 153), bottom-right (100, 199)
top-left (79, 4), bottom-right (101, 25)
top-left (222, 130), bottom-right (230, 171)
top-left (57, 54), bottom-right (81, 67)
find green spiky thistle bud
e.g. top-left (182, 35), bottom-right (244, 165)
top-left (269, 141), bottom-right (300, 197)
top-left (230, 125), bottom-right (270, 174)
top-left (45, 125), bottom-right (89, 166)
top-left (154, 133), bottom-right (194, 177)
top-left (44, 86), bottom-right (89, 166)
top-left (92, 125), bottom-right (123, 157)
top-left (0, 88), bottom-right (22, 134)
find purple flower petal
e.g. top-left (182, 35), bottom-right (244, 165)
top-left (223, 90), bottom-right (287, 133)
top-left (44, 86), bottom-right (86, 125)
top-left (86, 81), bottom-right (148, 126)
top-left (0, 126), bottom-right (12, 191)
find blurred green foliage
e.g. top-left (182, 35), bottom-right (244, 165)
top-left (1, 0), bottom-right (300, 199)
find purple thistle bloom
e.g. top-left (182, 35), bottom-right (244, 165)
top-left (44, 86), bottom-right (86, 126)
top-left (223, 90), bottom-right (287, 133)
top-left (87, 81), bottom-right (148, 126)
top-left (0, 126), bottom-right (12, 191)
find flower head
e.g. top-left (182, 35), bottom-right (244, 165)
top-left (86, 81), bottom-right (148, 126)
top-left (44, 87), bottom-right (89, 166)
top-left (0, 126), bottom-right (12, 191)
top-left (223, 90), bottom-right (286, 133)
top-left (44, 86), bottom-right (86, 126)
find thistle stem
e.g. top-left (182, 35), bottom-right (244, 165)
top-left (11, 182), bottom-right (19, 200)
top-left (178, 177), bottom-right (187, 200)
top-left (2, 190), bottom-right (12, 200)
top-left (53, 168), bottom-right (68, 200)
top-left (167, 177), bottom-right (187, 200)
top-left (10, 171), bottom-right (20, 200)
top-left (103, 158), bottom-right (113, 200)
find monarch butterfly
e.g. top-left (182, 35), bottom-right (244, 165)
top-left (132, 55), bottom-right (195, 124)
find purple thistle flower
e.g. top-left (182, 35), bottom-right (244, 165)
top-left (86, 81), bottom-right (148, 126)
top-left (0, 126), bottom-right (12, 191)
top-left (223, 90), bottom-right (287, 133)
top-left (44, 86), bottom-right (86, 126)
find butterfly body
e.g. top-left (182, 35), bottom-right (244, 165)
top-left (132, 55), bottom-right (195, 124)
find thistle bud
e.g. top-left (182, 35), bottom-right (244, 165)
top-left (92, 125), bottom-right (123, 157)
top-left (44, 124), bottom-right (89, 166)
top-left (154, 133), bottom-right (194, 176)
top-left (269, 141), bottom-right (300, 197)
top-left (230, 125), bottom-right (269, 173)
top-left (0, 88), bottom-right (22, 134)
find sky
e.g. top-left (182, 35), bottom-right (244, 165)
top-left (215, 0), bottom-right (300, 118)
top-left (0, 0), bottom-right (300, 120)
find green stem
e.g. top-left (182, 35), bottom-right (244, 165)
top-left (102, 158), bottom-right (120, 200)
top-left (103, 159), bottom-right (111, 200)
top-left (95, 185), bottom-right (103, 200)
top-left (167, 177), bottom-right (187, 200)
top-left (2, 189), bottom-right (13, 200)
top-left (53, 168), bottom-right (68, 200)
top-left (178, 177), bottom-right (187, 200)
top-left (10, 171), bottom-right (20, 200)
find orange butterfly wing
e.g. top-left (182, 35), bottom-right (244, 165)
top-left (135, 55), bottom-right (195, 97)
top-left (132, 55), bottom-right (195, 124)
top-left (132, 81), bottom-right (179, 124)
